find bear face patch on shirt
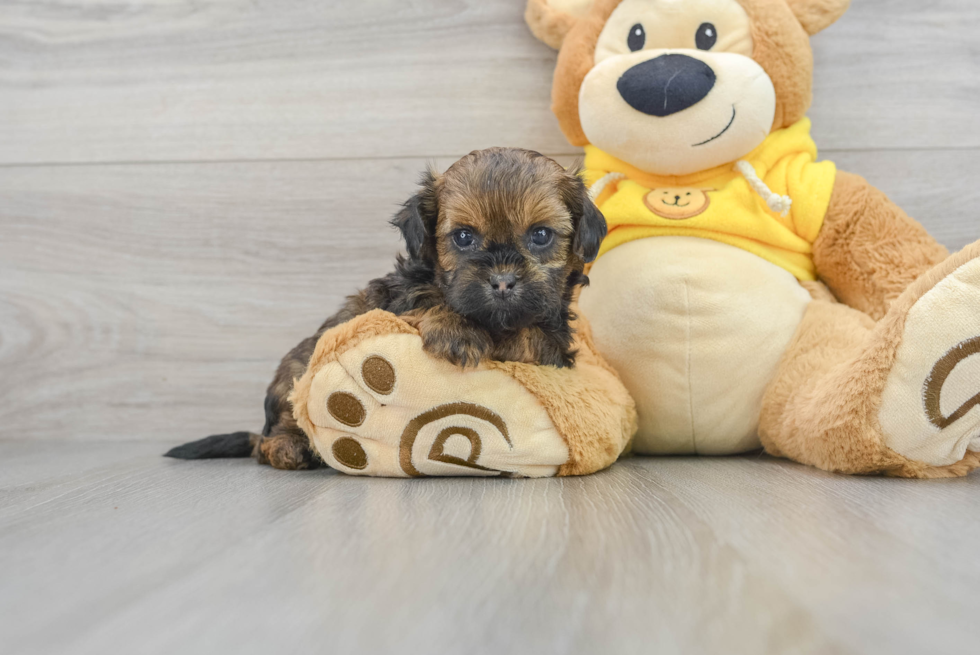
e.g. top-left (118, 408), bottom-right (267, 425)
top-left (643, 188), bottom-right (712, 220)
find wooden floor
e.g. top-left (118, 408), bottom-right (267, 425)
top-left (5, 442), bottom-right (980, 654)
top-left (2, 1), bottom-right (979, 653)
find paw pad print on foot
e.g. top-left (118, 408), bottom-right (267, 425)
top-left (361, 356), bottom-right (395, 394)
top-left (302, 333), bottom-right (569, 478)
top-left (331, 436), bottom-right (368, 470)
top-left (326, 392), bottom-right (366, 427)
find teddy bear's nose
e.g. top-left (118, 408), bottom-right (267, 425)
top-left (617, 54), bottom-right (716, 117)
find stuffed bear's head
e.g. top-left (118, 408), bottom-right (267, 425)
top-left (526, 0), bottom-right (849, 176)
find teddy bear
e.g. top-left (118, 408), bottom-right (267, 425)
top-left (524, 0), bottom-right (980, 477)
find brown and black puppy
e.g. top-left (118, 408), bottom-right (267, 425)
top-left (166, 148), bottom-right (606, 470)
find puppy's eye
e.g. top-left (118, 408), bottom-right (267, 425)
top-left (529, 227), bottom-right (554, 248)
top-left (696, 23), bottom-right (717, 50)
top-left (452, 229), bottom-right (475, 249)
top-left (627, 23), bottom-right (645, 52)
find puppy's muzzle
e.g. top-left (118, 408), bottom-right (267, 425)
top-left (617, 54), bottom-right (716, 117)
top-left (489, 272), bottom-right (518, 299)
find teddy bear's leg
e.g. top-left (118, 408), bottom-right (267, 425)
top-left (813, 171), bottom-right (951, 320)
top-left (760, 241), bottom-right (980, 478)
top-left (289, 310), bottom-right (634, 478)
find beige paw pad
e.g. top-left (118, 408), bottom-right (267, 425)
top-left (880, 256), bottom-right (980, 466)
top-left (302, 334), bottom-right (569, 477)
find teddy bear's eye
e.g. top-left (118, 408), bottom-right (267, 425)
top-left (627, 23), bottom-right (645, 52)
top-left (696, 23), bottom-right (717, 50)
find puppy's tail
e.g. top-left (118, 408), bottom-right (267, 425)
top-left (164, 431), bottom-right (259, 459)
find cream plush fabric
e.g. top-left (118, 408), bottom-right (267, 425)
top-left (291, 310), bottom-right (637, 477)
top-left (879, 257), bottom-right (980, 466)
top-left (581, 236), bottom-right (811, 455)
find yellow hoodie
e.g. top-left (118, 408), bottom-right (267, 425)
top-left (584, 118), bottom-right (837, 281)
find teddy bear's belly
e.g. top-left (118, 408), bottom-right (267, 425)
top-left (579, 236), bottom-right (812, 455)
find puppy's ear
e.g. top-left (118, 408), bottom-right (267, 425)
top-left (565, 174), bottom-right (607, 263)
top-left (391, 169), bottom-right (440, 261)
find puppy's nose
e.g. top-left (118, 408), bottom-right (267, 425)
top-left (489, 272), bottom-right (518, 297)
top-left (617, 54), bottom-right (716, 117)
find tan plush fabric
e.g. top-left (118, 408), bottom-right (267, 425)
top-left (499, 315), bottom-right (638, 476)
top-left (758, 296), bottom-right (895, 474)
top-left (813, 171), bottom-right (950, 320)
top-left (735, 0), bottom-right (814, 130)
top-left (784, 0), bottom-right (850, 35)
top-left (525, 0), bottom-right (593, 50)
top-left (760, 242), bottom-right (980, 478)
top-left (552, 0), bottom-right (622, 146)
top-left (290, 309), bottom-right (636, 478)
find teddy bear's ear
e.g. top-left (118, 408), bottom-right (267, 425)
top-left (525, 0), bottom-right (594, 50)
top-left (784, 0), bottom-right (851, 35)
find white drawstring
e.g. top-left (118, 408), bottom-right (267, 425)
top-left (591, 164), bottom-right (792, 218)
top-left (588, 172), bottom-right (627, 201)
top-left (734, 160), bottom-right (792, 217)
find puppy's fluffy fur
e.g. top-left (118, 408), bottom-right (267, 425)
top-left (166, 148), bottom-right (606, 470)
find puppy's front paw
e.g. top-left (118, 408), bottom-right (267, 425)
top-left (533, 337), bottom-right (576, 369)
top-left (421, 326), bottom-right (493, 368)
top-left (492, 327), bottom-right (575, 368)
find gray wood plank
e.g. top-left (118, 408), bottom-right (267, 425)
top-left (0, 158), bottom-right (416, 442)
top-left (0, 439), bottom-right (168, 489)
top-left (649, 458), bottom-right (980, 654)
top-left (4, 442), bottom-right (980, 654)
top-left (0, 445), bottom-right (339, 655)
top-left (809, 0), bottom-right (980, 151)
top-left (0, 0), bottom-right (568, 165)
top-left (1, 150), bottom-right (977, 443)
top-left (0, 0), bottom-right (977, 165)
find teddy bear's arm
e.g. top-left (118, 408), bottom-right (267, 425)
top-left (811, 171), bottom-right (949, 320)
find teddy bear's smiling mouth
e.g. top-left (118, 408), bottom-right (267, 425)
top-left (692, 105), bottom-right (737, 147)
top-left (663, 198), bottom-right (691, 207)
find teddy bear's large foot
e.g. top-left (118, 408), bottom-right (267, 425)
top-left (759, 241), bottom-right (980, 478)
top-left (304, 333), bottom-right (571, 477)
top-left (289, 310), bottom-right (635, 478)
top-left (291, 314), bottom-right (560, 476)
top-left (877, 241), bottom-right (980, 474)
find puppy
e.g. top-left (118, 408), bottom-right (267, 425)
top-left (166, 148), bottom-right (606, 470)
